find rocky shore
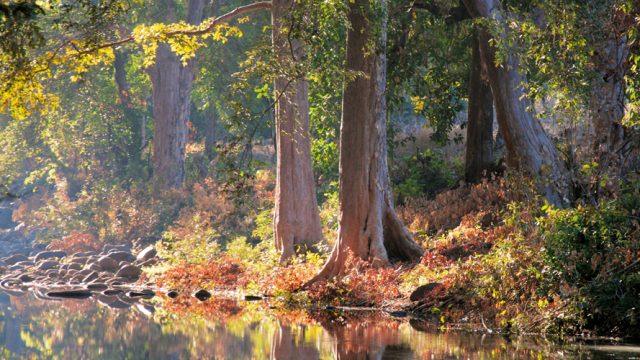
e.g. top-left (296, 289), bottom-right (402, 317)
top-left (0, 243), bottom-right (160, 309)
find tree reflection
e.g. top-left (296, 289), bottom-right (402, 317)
top-left (0, 291), bottom-right (631, 359)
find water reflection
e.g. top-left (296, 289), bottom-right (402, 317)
top-left (0, 291), bottom-right (638, 359)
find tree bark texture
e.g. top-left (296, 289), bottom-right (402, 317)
top-left (464, 32), bottom-right (494, 183)
top-left (311, 0), bottom-right (422, 280)
top-left (590, 23), bottom-right (630, 164)
top-left (148, 0), bottom-right (205, 190)
top-left (272, 0), bottom-right (323, 262)
top-left (462, 0), bottom-right (571, 207)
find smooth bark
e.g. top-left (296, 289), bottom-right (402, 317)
top-left (148, 0), bottom-right (205, 190)
top-left (464, 32), bottom-right (494, 183)
top-left (310, 0), bottom-right (422, 280)
top-left (462, 0), bottom-right (571, 207)
top-left (271, 0), bottom-right (323, 261)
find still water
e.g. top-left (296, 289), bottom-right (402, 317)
top-left (0, 291), bottom-right (638, 359)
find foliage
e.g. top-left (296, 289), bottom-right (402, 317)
top-left (391, 148), bottom-right (461, 203)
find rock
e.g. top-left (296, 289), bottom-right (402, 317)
top-left (67, 263), bottom-right (82, 271)
top-left (38, 260), bottom-right (59, 271)
top-left (135, 303), bottom-right (155, 317)
top-left (166, 290), bottom-right (179, 299)
top-left (193, 289), bottom-right (211, 301)
top-left (86, 282), bottom-right (108, 291)
top-left (0, 207), bottom-right (15, 229)
top-left (102, 289), bottom-right (122, 296)
top-left (138, 259), bottom-right (158, 267)
top-left (71, 257), bottom-right (88, 265)
top-left (102, 244), bottom-right (130, 254)
top-left (409, 283), bottom-right (444, 302)
top-left (82, 271), bottom-right (99, 283)
top-left (126, 289), bottom-right (154, 299)
top-left (15, 260), bottom-right (34, 267)
top-left (96, 295), bottom-right (131, 309)
top-left (8, 264), bottom-right (24, 271)
top-left (136, 245), bottom-right (157, 262)
top-left (115, 265), bottom-right (141, 280)
top-left (387, 310), bottom-right (408, 318)
top-left (34, 250), bottom-right (67, 262)
top-left (47, 289), bottom-right (92, 299)
top-left (4, 254), bottom-right (28, 265)
top-left (107, 251), bottom-right (135, 263)
top-left (18, 274), bottom-right (34, 283)
top-left (85, 263), bottom-right (103, 272)
top-left (96, 256), bottom-right (119, 272)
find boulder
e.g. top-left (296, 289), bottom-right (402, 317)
top-left (38, 260), bottom-right (59, 271)
top-left (107, 251), bottom-right (136, 263)
top-left (115, 265), bottom-right (141, 280)
top-left (102, 244), bottom-right (130, 254)
top-left (126, 289), bottom-right (154, 299)
top-left (4, 254), bottom-right (28, 265)
top-left (136, 245), bottom-right (157, 262)
top-left (82, 271), bottom-right (99, 283)
top-left (85, 263), bottom-right (103, 272)
top-left (34, 250), bottom-right (67, 262)
top-left (18, 274), bottom-right (34, 283)
top-left (0, 207), bottom-right (15, 229)
top-left (102, 289), bottom-right (122, 296)
top-left (86, 282), bottom-right (108, 291)
top-left (96, 256), bottom-right (119, 272)
top-left (193, 289), bottom-right (211, 301)
top-left (47, 289), bottom-right (92, 299)
top-left (67, 263), bottom-right (82, 271)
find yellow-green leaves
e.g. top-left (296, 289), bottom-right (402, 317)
top-left (132, 20), bottom-right (243, 68)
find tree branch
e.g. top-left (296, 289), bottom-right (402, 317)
top-left (78, 1), bottom-right (272, 55)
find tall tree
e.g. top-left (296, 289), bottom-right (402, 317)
top-left (148, 0), bottom-right (205, 190)
top-left (311, 0), bottom-right (422, 280)
top-left (464, 32), bottom-right (494, 183)
top-left (271, 0), bottom-right (323, 261)
top-left (589, 3), bottom-right (635, 166)
top-left (462, 0), bottom-right (571, 207)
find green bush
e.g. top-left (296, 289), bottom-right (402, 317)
top-left (540, 183), bottom-right (640, 334)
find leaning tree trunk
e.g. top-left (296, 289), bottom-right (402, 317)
top-left (272, 0), bottom-right (323, 262)
top-left (464, 32), bottom-right (494, 183)
top-left (148, 0), bottom-right (205, 190)
top-left (462, 0), bottom-right (571, 207)
top-left (310, 0), bottom-right (422, 280)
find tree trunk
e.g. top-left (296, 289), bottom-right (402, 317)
top-left (114, 50), bottom-right (143, 171)
top-left (590, 27), bottom-right (629, 166)
top-left (148, 0), bottom-right (205, 190)
top-left (272, 0), bottom-right (323, 262)
top-left (205, 109), bottom-right (217, 161)
top-left (464, 32), bottom-right (494, 183)
top-left (310, 0), bottom-right (422, 280)
top-left (269, 321), bottom-right (319, 360)
top-left (462, 0), bottom-right (571, 207)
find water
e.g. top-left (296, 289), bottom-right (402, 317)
top-left (0, 291), bottom-right (638, 359)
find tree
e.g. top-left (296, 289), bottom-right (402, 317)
top-left (311, 0), bottom-right (423, 280)
top-left (464, 31), bottom-right (494, 183)
top-left (588, 2), bottom-right (636, 167)
top-left (462, 0), bottom-right (571, 207)
top-left (148, 0), bottom-right (205, 190)
top-left (271, 0), bottom-right (323, 261)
